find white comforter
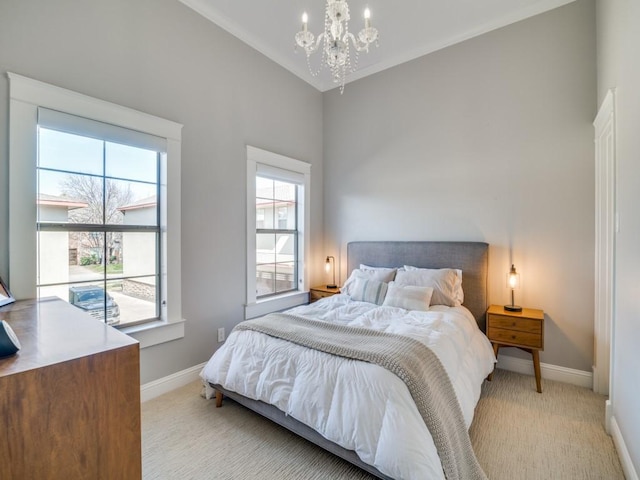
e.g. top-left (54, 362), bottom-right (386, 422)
top-left (200, 294), bottom-right (495, 480)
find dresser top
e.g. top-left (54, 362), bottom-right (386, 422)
top-left (0, 297), bottom-right (138, 377)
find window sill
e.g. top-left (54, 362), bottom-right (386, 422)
top-left (120, 319), bottom-right (185, 349)
top-left (245, 291), bottom-right (309, 320)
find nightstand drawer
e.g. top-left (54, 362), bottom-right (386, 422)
top-left (488, 314), bottom-right (542, 334)
top-left (488, 327), bottom-right (542, 349)
top-left (309, 286), bottom-right (340, 303)
top-left (310, 290), bottom-right (333, 303)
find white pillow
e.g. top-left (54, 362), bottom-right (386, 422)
top-left (403, 266), bottom-right (463, 304)
top-left (396, 267), bottom-right (463, 307)
top-left (382, 283), bottom-right (433, 311)
top-left (350, 277), bottom-right (388, 305)
top-left (360, 264), bottom-right (397, 274)
top-left (342, 268), bottom-right (397, 295)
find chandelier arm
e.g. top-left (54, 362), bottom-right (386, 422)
top-left (345, 32), bottom-right (369, 53)
top-left (313, 32), bottom-right (325, 53)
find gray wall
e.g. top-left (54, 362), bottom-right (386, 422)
top-left (323, 0), bottom-right (596, 372)
top-left (0, 0), bottom-right (324, 383)
top-left (597, 0), bottom-right (640, 470)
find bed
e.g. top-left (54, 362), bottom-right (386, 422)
top-left (201, 241), bottom-right (495, 480)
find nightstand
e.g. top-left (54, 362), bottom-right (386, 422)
top-left (486, 304), bottom-right (545, 393)
top-left (309, 285), bottom-right (341, 303)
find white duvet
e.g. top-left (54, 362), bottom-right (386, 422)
top-left (200, 294), bottom-right (496, 480)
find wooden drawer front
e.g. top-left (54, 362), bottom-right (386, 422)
top-left (310, 290), bottom-right (332, 303)
top-left (488, 327), bottom-right (542, 349)
top-left (489, 314), bottom-right (541, 334)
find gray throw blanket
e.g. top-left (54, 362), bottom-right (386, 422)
top-left (235, 312), bottom-right (487, 480)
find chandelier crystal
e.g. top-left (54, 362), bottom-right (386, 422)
top-left (295, 1), bottom-right (379, 94)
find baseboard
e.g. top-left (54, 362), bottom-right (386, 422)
top-left (140, 362), bottom-right (207, 402)
top-left (496, 354), bottom-right (593, 389)
top-left (610, 415), bottom-right (639, 480)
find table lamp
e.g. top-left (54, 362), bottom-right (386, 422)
top-left (325, 256), bottom-right (337, 289)
top-left (505, 264), bottom-right (522, 312)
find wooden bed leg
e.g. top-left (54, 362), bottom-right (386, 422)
top-left (215, 390), bottom-right (224, 408)
top-left (487, 343), bottom-right (500, 381)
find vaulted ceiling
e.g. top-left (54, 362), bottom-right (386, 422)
top-left (179, 0), bottom-right (576, 92)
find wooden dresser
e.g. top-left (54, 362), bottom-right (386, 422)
top-left (0, 297), bottom-right (141, 479)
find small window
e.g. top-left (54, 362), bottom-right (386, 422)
top-left (256, 177), bottom-right (298, 298)
top-left (246, 146), bottom-right (310, 319)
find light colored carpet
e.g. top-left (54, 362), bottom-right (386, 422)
top-left (142, 369), bottom-right (625, 479)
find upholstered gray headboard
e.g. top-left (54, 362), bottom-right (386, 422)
top-left (347, 241), bottom-right (489, 329)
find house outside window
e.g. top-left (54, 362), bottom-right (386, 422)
top-left (245, 146), bottom-right (310, 319)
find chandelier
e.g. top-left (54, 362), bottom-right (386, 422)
top-left (295, 1), bottom-right (379, 93)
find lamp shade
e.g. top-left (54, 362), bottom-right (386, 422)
top-left (325, 256), bottom-right (337, 289)
top-left (505, 264), bottom-right (522, 312)
top-left (507, 264), bottom-right (520, 289)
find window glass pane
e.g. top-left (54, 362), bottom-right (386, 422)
top-left (38, 230), bottom-right (106, 287)
top-left (38, 170), bottom-right (103, 225)
top-left (275, 262), bottom-right (296, 292)
top-left (112, 276), bottom-right (158, 326)
top-left (256, 208), bottom-right (265, 229)
top-left (256, 264), bottom-right (275, 297)
top-left (273, 180), bottom-right (295, 202)
top-left (257, 199), bottom-right (275, 229)
top-left (105, 142), bottom-right (158, 183)
top-left (256, 177), bottom-right (274, 229)
top-left (73, 282), bottom-right (119, 326)
top-left (41, 282), bottom-right (120, 326)
top-left (121, 232), bottom-right (157, 278)
top-left (38, 170), bottom-right (103, 224)
top-left (38, 128), bottom-right (103, 175)
top-left (275, 233), bottom-right (295, 263)
top-left (276, 203), bottom-right (296, 230)
top-left (256, 234), bottom-right (275, 265)
top-left (256, 176), bottom-right (273, 199)
top-left (107, 179), bottom-right (157, 226)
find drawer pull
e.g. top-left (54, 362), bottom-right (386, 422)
top-left (511, 335), bottom-right (516, 340)
top-left (512, 322), bottom-right (516, 327)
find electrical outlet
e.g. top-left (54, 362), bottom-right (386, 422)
top-left (217, 327), bottom-right (225, 343)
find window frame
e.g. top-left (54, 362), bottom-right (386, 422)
top-left (8, 72), bottom-right (184, 348)
top-left (245, 146), bottom-right (310, 319)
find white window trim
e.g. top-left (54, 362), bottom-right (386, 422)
top-left (245, 145), bottom-right (310, 320)
top-left (8, 72), bottom-right (184, 348)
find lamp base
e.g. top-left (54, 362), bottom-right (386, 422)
top-left (326, 284), bottom-right (338, 289)
top-left (504, 304), bottom-right (522, 312)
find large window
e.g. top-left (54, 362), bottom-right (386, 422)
top-left (9, 73), bottom-right (183, 348)
top-left (36, 109), bottom-right (163, 327)
top-left (246, 146), bottom-right (310, 319)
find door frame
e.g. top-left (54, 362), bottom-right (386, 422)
top-left (593, 88), bottom-right (616, 403)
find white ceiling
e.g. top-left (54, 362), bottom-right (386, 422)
top-left (179, 0), bottom-right (576, 92)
